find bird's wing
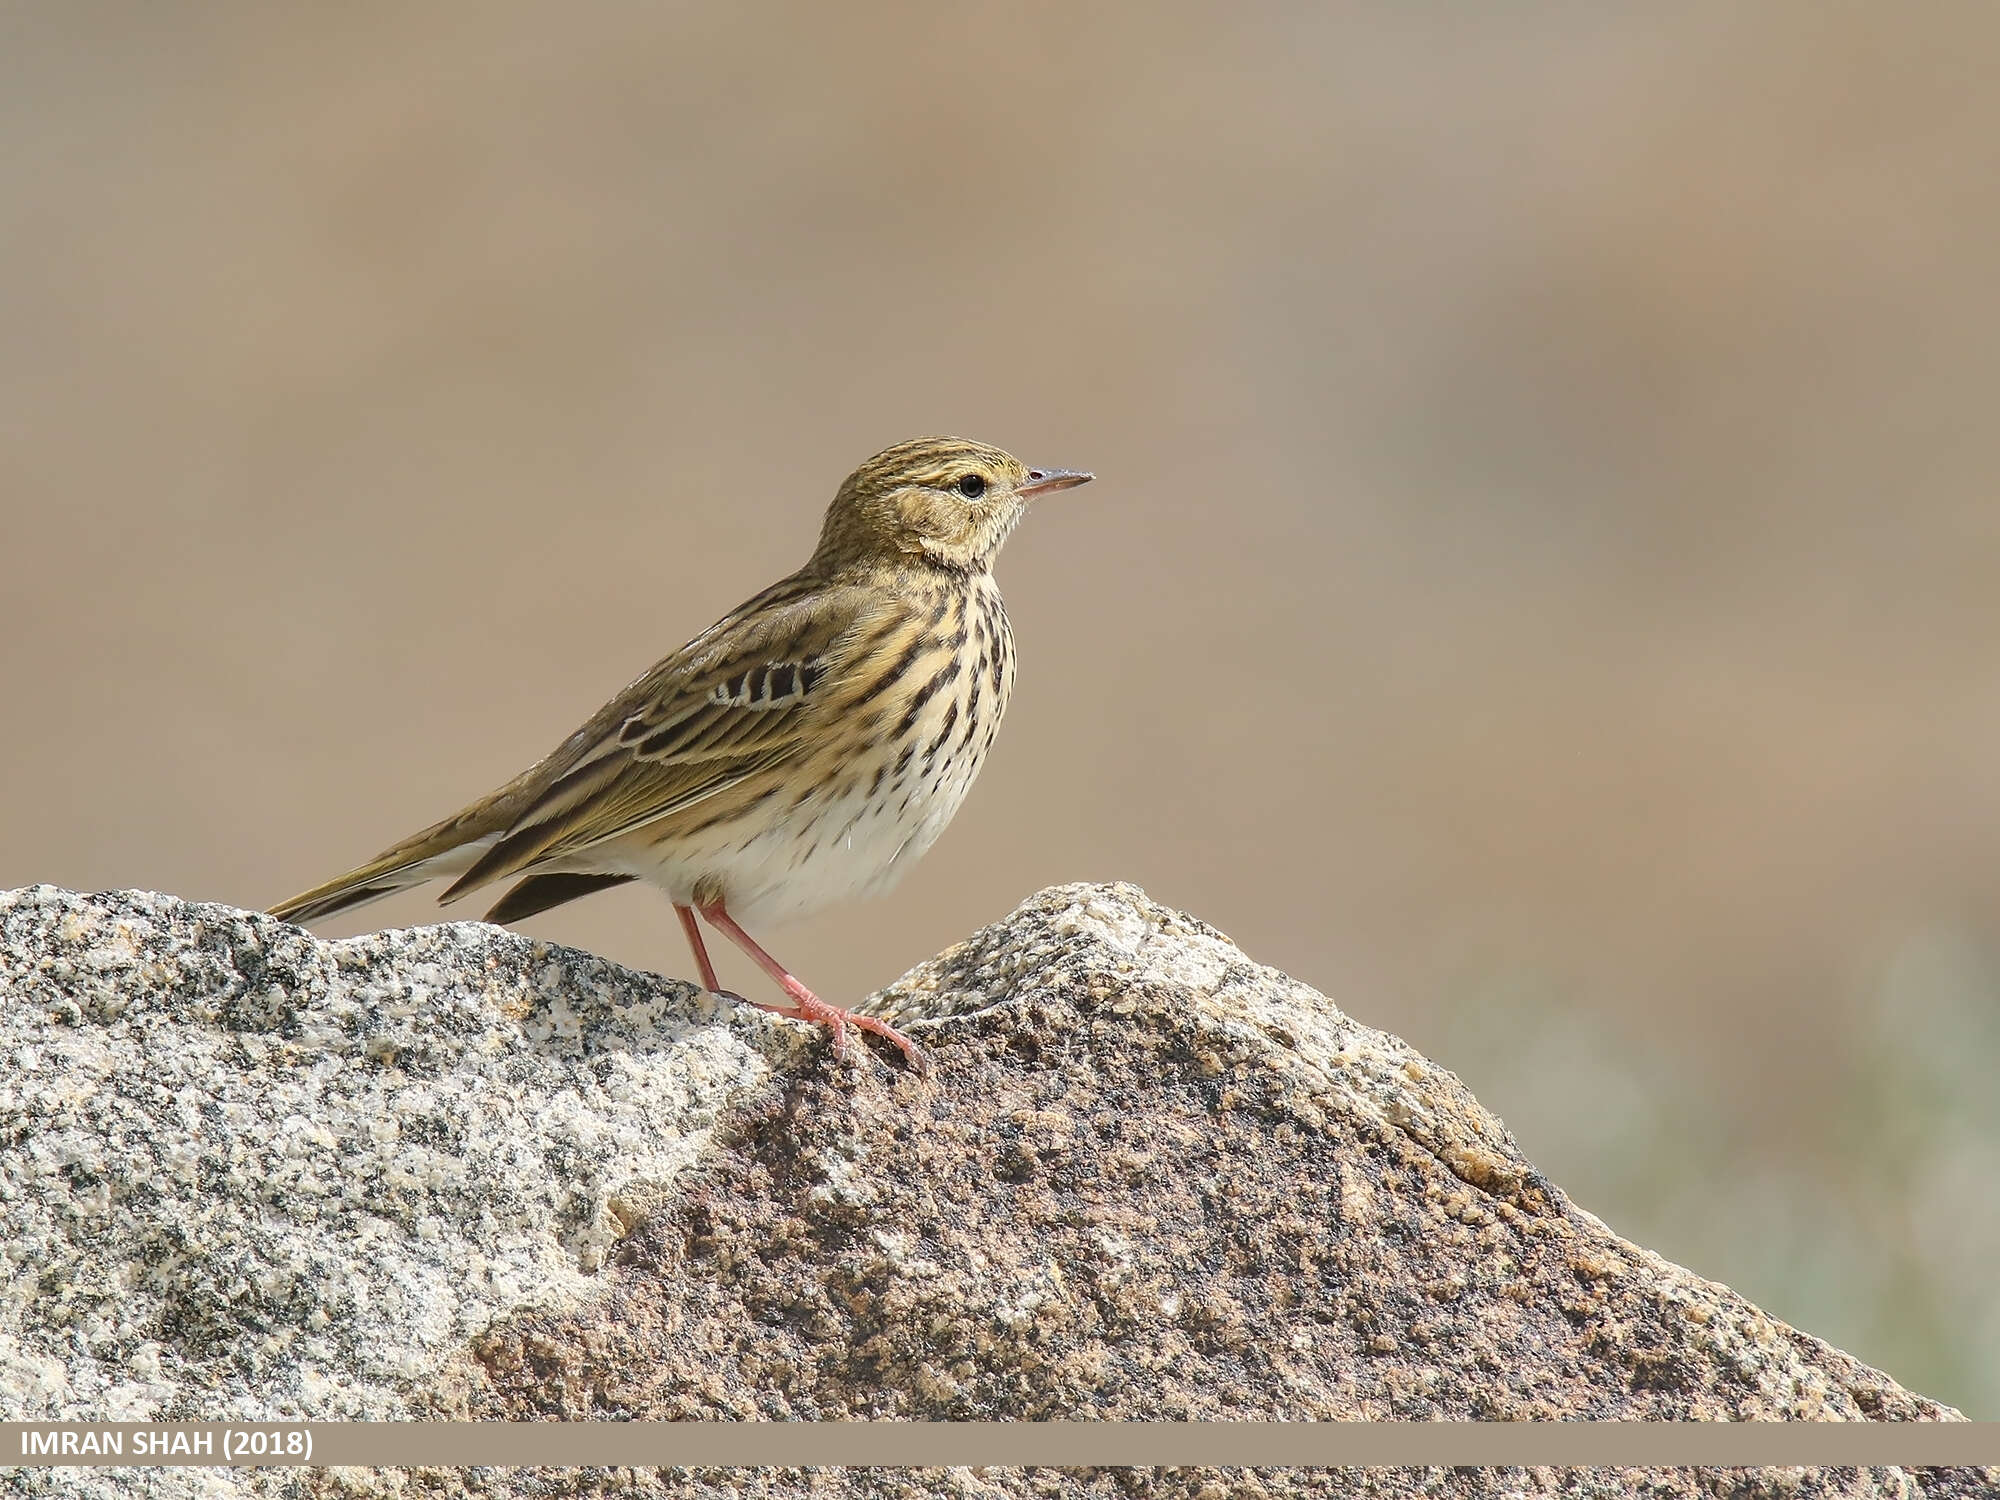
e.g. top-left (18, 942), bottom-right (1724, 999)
top-left (436, 576), bottom-right (886, 903)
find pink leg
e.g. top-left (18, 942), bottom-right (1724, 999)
top-left (680, 901), bottom-right (813, 1020)
top-left (674, 904), bottom-right (724, 993)
top-left (696, 900), bottom-right (930, 1075)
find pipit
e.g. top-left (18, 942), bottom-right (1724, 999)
top-left (270, 437), bottom-right (1091, 1073)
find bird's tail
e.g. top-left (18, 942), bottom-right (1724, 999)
top-left (267, 806), bottom-right (503, 926)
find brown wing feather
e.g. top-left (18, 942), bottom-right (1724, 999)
top-left (272, 570), bottom-right (881, 925)
top-left (435, 577), bottom-right (886, 905)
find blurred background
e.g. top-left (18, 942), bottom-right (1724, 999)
top-left (4, 2), bottom-right (1997, 1414)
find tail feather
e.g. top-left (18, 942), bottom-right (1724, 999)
top-left (268, 753), bottom-right (607, 927)
top-left (483, 872), bottom-right (637, 924)
top-left (267, 844), bottom-right (468, 925)
top-left (268, 877), bottom-right (428, 926)
top-left (268, 812), bottom-right (504, 927)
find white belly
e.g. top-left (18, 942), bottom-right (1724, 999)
top-left (656, 737), bottom-right (991, 927)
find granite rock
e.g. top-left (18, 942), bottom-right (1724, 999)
top-left (0, 886), bottom-right (781, 1428)
top-left (0, 883), bottom-right (1987, 1500)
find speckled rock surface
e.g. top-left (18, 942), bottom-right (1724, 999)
top-left (2, 883), bottom-right (1988, 1500)
top-left (0, 885), bottom-right (781, 1428)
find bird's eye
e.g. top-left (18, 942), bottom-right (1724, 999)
top-left (956, 473), bottom-right (987, 500)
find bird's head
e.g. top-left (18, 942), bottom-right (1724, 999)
top-left (812, 437), bottom-right (1092, 575)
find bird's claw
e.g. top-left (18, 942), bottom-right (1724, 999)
top-left (710, 985), bottom-right (926, 1074)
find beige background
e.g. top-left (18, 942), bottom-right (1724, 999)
top-left (4, 4), bottom-right (1997, 1413)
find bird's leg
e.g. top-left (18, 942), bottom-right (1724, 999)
top-left (674, 903), bottom-right (725, 993)
top-left (679, 900), bottom-right (811, 1020)
top-left (695, 900), bottom-right (930, 1075)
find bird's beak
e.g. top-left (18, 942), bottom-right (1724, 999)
top-left (1017, 468), bottom-right (1094, 499)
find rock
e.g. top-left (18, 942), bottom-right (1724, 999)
top-left (0, 883), bottom-right (1987, 1500)
top-left (0, 886), bottom-right (782, 1429)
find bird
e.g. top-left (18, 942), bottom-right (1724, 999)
top-left (268, 436), bottom-right (1092, 1073)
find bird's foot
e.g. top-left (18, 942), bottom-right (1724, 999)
top-left (689, 900), bottom-right (930, 1074)
top-left (733, 985), bottom-right (929, 1075)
